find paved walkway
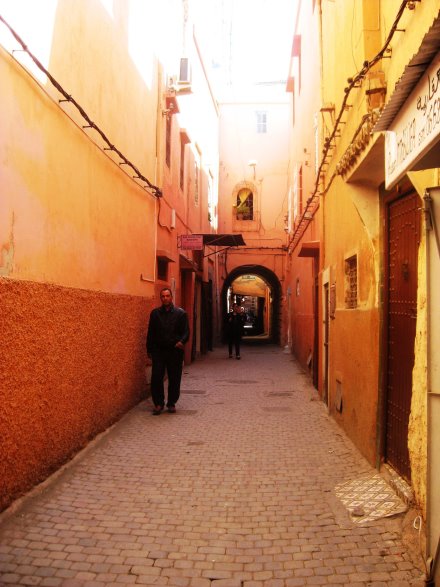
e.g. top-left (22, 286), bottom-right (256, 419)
top-left (0, 346), bottom-right (426, 586)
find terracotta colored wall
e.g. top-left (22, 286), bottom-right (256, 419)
top-left (322, 180), bottom-right (380, 466)
top-left (0, 48), bottom-right (156, 294)
top-left (0, 277), bottom-right (153, 511)
top-left (285, 0), bottom-right (322, 374)
top-left (329, 307), bottom-right (380, 465)
top-left (290, 257), bottom-right (316, 369)
top-left (217, 97), bottom-right (290, 339)
top-left (0, 0), bottom-right (221, 514)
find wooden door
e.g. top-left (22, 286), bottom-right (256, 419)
top-left (385, 189), bottom-right (420, 481)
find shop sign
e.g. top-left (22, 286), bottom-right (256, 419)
top-left (180, 234), bottom-right (203, 250)
top-left (385, 51), bottom-right (440, 188)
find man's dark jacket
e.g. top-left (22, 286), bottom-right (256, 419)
top-left (147, 304), bottom-right (190, 354)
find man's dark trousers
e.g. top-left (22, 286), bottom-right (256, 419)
top-left (150, 347), bottom-right (184, 408)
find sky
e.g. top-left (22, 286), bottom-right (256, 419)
top-left (193, 0), bottom-right (297, 97)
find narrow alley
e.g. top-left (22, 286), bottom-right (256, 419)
top-left (0, 346), bottom-right (426, 587)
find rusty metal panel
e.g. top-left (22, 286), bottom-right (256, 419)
top-left (385, 192), bottom-right (420, 481)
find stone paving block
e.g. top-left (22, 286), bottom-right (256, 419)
top-left (0, 347), bottom-right (426, 586)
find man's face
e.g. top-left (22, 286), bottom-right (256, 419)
top-left (160, 290), bottom-right (173, 307)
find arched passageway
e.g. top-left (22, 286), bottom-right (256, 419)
top-left (221, 265), bottom-right (281, 344)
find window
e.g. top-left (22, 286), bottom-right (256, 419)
top-left (344, 255), bottom-right (357, 309)
top-left (236, 188), bottom-right (253, 220)
top-left (256, 111), bottom-right (267, 133)
top-left (157, 258), bottom-right (169, 281)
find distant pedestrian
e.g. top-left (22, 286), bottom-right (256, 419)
top-left (146, 288), bottom-right (190, 415)
top-left (224, 303), bottom-right (246, 359)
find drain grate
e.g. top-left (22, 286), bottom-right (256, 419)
top-left (173, 410), bottom-right (198, 415)
top-left (217, 379), bottom-right (259, 384)
top-left (181, 390), bottom-right (206, 395)
top-left (265, 406), bottom-right (293, 412)
top-left (267, 391), bottom-right (294, 397)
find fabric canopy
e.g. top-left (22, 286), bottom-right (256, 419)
top-left (201, 234), bottom-right (246, 247)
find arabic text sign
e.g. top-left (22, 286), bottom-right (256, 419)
top-left (385, 51), bottom-right (440, 189)
top-left (180, 234), bottom-right (203, 250)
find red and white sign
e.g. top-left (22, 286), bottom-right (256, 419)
top-left (180, 234), bottom-right (203, 250)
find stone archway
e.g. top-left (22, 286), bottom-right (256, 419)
top-left (221, 265), bottom-right (282, 344)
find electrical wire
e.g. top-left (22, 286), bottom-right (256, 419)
top-left (0, 13), bottom-right (162, 198)
top-left (287, 0), bottom-right (412, 254)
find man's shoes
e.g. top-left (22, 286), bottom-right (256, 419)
top-left (152, 405), bottom-right (163, 415)
top-left (167, 406), bottom-right (176, 414)
top-left (229, 354), bottom-right (233, 359)
top-left (236, 355), bottom-right (241, 360)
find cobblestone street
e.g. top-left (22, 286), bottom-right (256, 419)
top-left (0, 346), bottom-right (426, 586)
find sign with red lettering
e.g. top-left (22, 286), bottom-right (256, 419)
top-left (180, 235), bottom-right (204, 250)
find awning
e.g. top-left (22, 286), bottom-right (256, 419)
top-left (202, 234), bottom-right (246, 247)
top-left (156, 249), bottom-right (175, 262)
top-left (179, 254), bottom-right (198, 272)
top-left (374, 12), bottom-right (440, 132)
top-left (298, 241), bottom-right (320, 258)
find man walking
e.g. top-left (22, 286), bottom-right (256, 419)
top-left (224, 303), bottom-right (246, 359)
top-left (146, 288), bottom-right (190, 415)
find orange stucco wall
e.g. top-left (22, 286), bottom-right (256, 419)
top-left (0, 277), bottom-right (152, 511)
top-left (329, 307), bottom-right (380, 465)
top-left (0, 47), bottom-right (156, 293)
top-left (0, 4), bottom-right (160, 512)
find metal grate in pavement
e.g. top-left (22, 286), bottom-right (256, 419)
top-left (266, 391), bottom-right (295, 397)
top-left (217, 379), bottom-right (259, 384)
top-left (264, 406), bottom-right (293, 412)
top-left (181, 390), bottom-right (206, 394)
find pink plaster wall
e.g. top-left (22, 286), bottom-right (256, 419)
top-left (0, 277), bottom-right (153, 512)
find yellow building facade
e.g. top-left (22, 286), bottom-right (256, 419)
top-left (287, 0), bottom-right (440, 570)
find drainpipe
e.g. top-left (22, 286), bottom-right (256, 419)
top-left (423, 187), bottom-right (440, 586)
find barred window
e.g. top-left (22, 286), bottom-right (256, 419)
top-left (344, 255), bottom-right (357, 309)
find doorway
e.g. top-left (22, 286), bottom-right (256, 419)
top-left (384, 186), bottom-right (421, 481)
top-left (221, 265), bottom-right (281, 344)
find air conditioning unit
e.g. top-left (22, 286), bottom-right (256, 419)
top-left (178, 57), bottom-right (191, 84)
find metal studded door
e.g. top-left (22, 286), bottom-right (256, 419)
top-left (385, 189), bottom-right (421, 481)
